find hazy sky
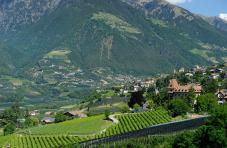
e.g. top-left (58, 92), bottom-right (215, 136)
top-left (166, 0), bottom-right (227, 20)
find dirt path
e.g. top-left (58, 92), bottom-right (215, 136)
top-left (109, 114), bottom-right (119, 124)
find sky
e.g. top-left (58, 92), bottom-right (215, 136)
top-left (165, 0), bottom-right (227, 20)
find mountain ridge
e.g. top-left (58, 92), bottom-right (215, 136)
top-left (0, 0), bottom-right (226, 76)
top-left (200, 15), bottom-right (227, 32)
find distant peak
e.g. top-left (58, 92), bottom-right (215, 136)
top-left (219, 13), bottom-right (227, 22)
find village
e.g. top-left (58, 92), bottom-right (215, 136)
top-left (0, 63), bottom-right (226, 148)
top-left (22, 64), bottom-right (227, 124)
top-left (0, 58), bottom-right (137, 111)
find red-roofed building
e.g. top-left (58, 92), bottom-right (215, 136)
top-left (168, 79), bottom-right (202, 98)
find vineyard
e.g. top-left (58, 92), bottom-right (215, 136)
top-left (96, 108), bottom-right (172, 138)
top-left (2, 135), bottom-right (91, 148)
top-left (1, 109), bottom-right (172, 147)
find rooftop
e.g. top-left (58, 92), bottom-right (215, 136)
top-left (168, 79), bottom-right (202, 93)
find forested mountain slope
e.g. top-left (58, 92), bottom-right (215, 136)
top-left (0, 0), bottom-right (226, 75)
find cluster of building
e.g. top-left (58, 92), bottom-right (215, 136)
top-left (176, 65), bottom-right (226, 80)
top-left (20, 64), bottom-right (227, 125)
top-left (33, 58), bottom-right (140, 89)
top-left (118, 78), bottom-right (155, 95)
top-left (167, 79), bottom-right (227, 104)
top-left (209, 67), bottom-right (226, 80)
top-left (42, 110), bottom-right (87, 124)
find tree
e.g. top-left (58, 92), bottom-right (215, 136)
top-left (222, 78), bottom-right (227, 89)
top-left (3, 123), bottom-right (15, 136)
top-left (24, 118), bottom-right (33, 127)
top-left (203, 79), bottom-right (218, 93)
top-left (152, 93), bottom-right (168, 107)
top-left (168, 99), bottom-right (190, 117)
top-left (0, 101), bottom-right (22, 126)
top-left (0, 109), bottom-right (18, 125)
top-left (133, 104), bottom-right (141, 112)
top-left (11, 101), bottom-right (21, 115)
top-left (121, 105), bottom-right (129, 113)
top-left (86, 91), bottom-right (101, 102)
top-left (177, 73), bottom-right (190, 85)
top-left (171, 105), bottom-right (227, 148)
top-left (194, 71), bottom-right (204, 83)
top-left (156, 76), bottom-right (172, 89)
top-left (104, 109), bottom-right (110, 120)
top-left (24, 109), bottom-right (30, 118)
top-left (193, 105), bottom-right (227, 148)
top-left (30, 117), bottom-right (39, 126)
top-left (147, 86), bottom-right (156, 97)
top-left (220, 72), bottom-right (226, 79)
top-left (172, 132), bottom-right (195, 148)
top-left (146, 99), bottom-right (155, 109)
top-left (194, 94), bottom-right (218, 113)
top-left (128, 91), bottom-right (145, 108)
top-left (24, 117), bottom-right (39, 127)
top-left (55, 112), bottom-right (68, 123)
top-left (184, 88), bottom-right (196, 108)
top-left (194, 126), bottom-right (226, 148)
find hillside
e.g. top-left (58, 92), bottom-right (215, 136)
top-left (1, 109), bottom-right (172, 147)
top-left (0, 0), bottom-right (226, 76)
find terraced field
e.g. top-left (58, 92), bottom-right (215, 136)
top-left (97, 108), bottom-right (172, 138)
top-left (2, 135), bottom-right (91, 148)
top-left (1, 109), bottom-right (172, 147)
top-left (0, 135), bottom-right (12, 148)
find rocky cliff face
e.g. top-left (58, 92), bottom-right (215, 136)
top-left (200, 16), bottom-right (227, 32)
top-left (123, 0), bottom-right (197, 26)
top-left (0, 0), bottom-right (61, 32)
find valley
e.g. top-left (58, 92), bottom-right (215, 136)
top-left (0, 0), bottom-right (226, 147)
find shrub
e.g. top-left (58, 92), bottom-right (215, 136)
top-left (194, 93), bottom-right (218, 113)
top-left (121, 105), bottom-right (129, 113)
top-left (133, 104), bottom-right (141, 112)
top-left (168, 98), bottom-right (190, 117)
top-left (104, 110), bottom-right (111, 120)
top-left (4, 122), bottom-right (15, 136)
top-left (55, 112), bottom-right (68, 123)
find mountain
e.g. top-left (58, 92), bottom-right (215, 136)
top-left (124, 0), bottom-right (227, 47)
top-left (200, 15), bottom-right (227, 32)
top-left (0, 0), bottom-right (227, 76)
top-left (0, 0), bottom-right (61, 32)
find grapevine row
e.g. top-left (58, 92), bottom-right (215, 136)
top-left (98, 109), bottom-right (172, 138)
